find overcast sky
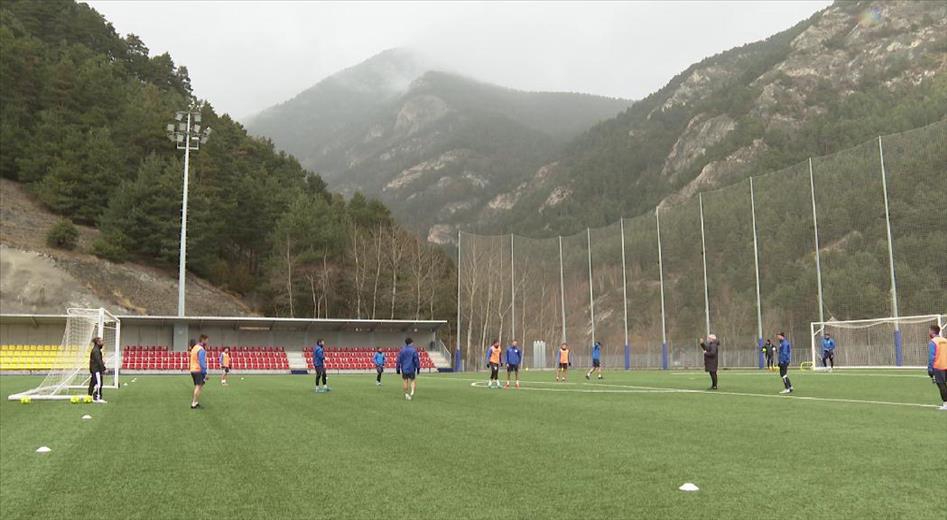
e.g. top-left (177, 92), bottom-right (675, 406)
top-left (87, 1), bottom-right (831, 120)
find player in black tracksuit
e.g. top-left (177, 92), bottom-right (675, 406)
top-left (88, 337), bottom-right (106, 403)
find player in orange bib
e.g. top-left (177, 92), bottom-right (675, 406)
top-left (926, 324), bottom-right (947, 411)
top-left (219, 347), bottom-right (231, 385)
top-left (555, 343), bottom-right (571, 382)
top-left (486, 340), bottom-right (503, 389)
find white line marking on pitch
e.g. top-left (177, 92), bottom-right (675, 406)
top-left (669, 371), bottom-right (929, 379)
top-left (468, 381), bottom-right (685, 394)
top-left (451, 377), bottom-right (938, 409)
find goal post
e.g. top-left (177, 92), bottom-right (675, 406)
top-left (8, 308), bottom-right (121, 401)
top-left (810, 314), bottom-right (945, 370)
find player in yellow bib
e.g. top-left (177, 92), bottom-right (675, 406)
top-left (555, 343), bottom-right (571, 382)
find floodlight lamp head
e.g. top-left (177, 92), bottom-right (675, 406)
top-left (175, 112), bottom-right (185, 121)
top-left (192, 124), bottom-right (201, 134)
top-left (193, 113), bottom-right (202, 124)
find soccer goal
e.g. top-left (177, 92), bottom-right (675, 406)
top-left (810, 314), bottom-right (945, 370)
top-left (8, 308), bottom-right (121, 401)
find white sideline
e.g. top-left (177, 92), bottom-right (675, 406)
top-left (450, 377), bottom-right (940, 409)
top-left (669, 371), bottom-right (929, 379)
top-left (468, 381), bottom-right (686, 394)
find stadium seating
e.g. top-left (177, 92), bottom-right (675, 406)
top-left (303, 347), bottom-right (437, 371)
top-left (0, 344), bottom-right (77, 371)
top-left (121, 345), bottom-right (289, 371)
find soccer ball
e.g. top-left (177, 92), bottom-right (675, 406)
top-left (82, 396), bottom-right (93, 404)
top-left (70, 396), bottom-right (80, 404)
top-left (19, 397), bottom-right (31, 404)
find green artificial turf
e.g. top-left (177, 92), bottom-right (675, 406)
top-left (1, 369), bottom-right (943, 519)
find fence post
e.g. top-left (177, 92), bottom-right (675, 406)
top-left (749, 178), bottom-right (765, 369)
top-left (656, 210), bottom-right (669, 370)
top-left (558, 235), bottom-right (567, 345)
top-left (878, 136), bottom-right (902, 366)
top-left (587, 228), bottom-right (595, 350)
top-left (698, 193), bottom-right (711, 337)
top-left (808, 157), bottom-right (826, 328)
top-left (620, 218), bottom-right (630, 370)
top-left (510, 234), bottom-right (515, 343)
top-left (455, 230), bottom-right (462, 371)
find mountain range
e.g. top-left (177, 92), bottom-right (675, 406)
top-left (247, 0), bottom-right (946, 243)
top-left (245, 49), bottom-right (632, 241)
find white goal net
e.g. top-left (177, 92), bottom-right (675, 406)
top-left (811, 314), bottom-right (945, 370)
top-left (8, 308), bottom-right (121, 400)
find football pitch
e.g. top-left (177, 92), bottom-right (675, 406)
top-left (1, 369), bottom-right (942, 519)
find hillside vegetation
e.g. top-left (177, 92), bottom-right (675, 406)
top-left (0, 0), bottom-right (455, 323)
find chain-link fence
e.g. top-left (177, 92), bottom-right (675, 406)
top-left (457, 120), bottom-right (947, 370)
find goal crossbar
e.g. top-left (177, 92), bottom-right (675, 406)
top-left (810, 314), bottom-right (945, 370)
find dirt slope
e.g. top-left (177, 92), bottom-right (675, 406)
top-left (0, 178), bottom-right (256, 316)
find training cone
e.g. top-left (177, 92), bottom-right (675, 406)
top-left (82, 415), bottom-right (92, 420)
top-left (679, 483), bottom-right (699, 492)
top-left (35, 446), bottom-right (51, 453)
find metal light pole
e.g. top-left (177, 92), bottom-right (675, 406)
top-left (167, 108), bottom-right (212, 318)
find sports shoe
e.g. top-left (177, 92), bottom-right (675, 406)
top-left (376, 381), bottom-right (381, 386)
top-left (405, 393), bottom-right (411, 401)
top-left (938, 404), bottom-right (947, 411)
top-left (597, 375), bottom-right (603, 380)
top-left (515, 382), bottom-right (520, 389)
top-left (504, 383), bottom-right (510, 389)
top-left (93, 399), bottom-right (108, 404)
top-left (324, 386), bottom-right (332, 392)
top-left (779, 389), bottom-right (791, 394)
top-left (585, 374), bottom-right (590, 380)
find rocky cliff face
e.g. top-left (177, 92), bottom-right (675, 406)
top-left (486, 0), bottom-right (947, 235)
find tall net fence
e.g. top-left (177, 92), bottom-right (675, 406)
top-left (754, 161), bottom-right (819, 365)
top-left (623, 212), bottom-right (664, 368)
top-left (513, 235), bottom-right (563, 369)
top-left (702, 183), bottom-right (758, 367)
top-left (457, 121), bottom-right (946, 370)
top-left (590, 222), bottom-right (625, 368)
top-left (882, 122), bottom-right (947, 316)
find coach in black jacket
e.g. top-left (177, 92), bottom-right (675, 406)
top-left (88, 337), bottom-right (106, 403)
top-left (700, 335), bottom-right (719, 390)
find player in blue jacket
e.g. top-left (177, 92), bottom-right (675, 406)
top-left (396, 337), bottom-right (421, 401)
top-left (504, 340), bottom-right (522, 389)
top-left (820, 332), bottom-right (836, 371)
top-left (313, 339), bottom-right (330, 393)
top-left (373, 347), bottom-right (386, 386)
top-left (586, 341), bottom-right (603, 380)
top-left (777, 332), bottom-right (793, 394)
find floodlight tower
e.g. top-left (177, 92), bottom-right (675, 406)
top-left (166, 107), bottom-right (212, 318)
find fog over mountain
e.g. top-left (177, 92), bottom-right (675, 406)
top-left (86, 1), bottom-right (831, 119)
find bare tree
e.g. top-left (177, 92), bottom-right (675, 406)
top-left (284, 232), bottom-right (295, 318)
top-left (371, 224), bottom-right (383, 319)
top-left (388, 227), bottom-right (409, 319)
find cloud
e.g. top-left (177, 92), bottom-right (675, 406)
top-left (87, 1), bottom-right (830, 119)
